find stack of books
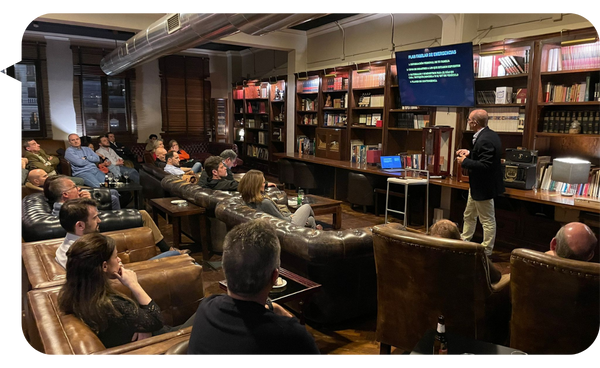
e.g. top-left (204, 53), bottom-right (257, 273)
top-left (546, 41), bottom-right (600, 71)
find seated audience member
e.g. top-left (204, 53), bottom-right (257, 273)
top-left (187, 219), bottom-right (319, 354)
top-left (546, 222), bottom-right (597, 262)
top-left (44, 174), bottom-right (121, 212)
top-left (168, 140), bottom-right (201, 173)
top-left (25, 169), bottom-right (49, 191)
top-left (22, 157), bottom-right (29, 185)
top-left (96, 136), bottom-right (140, 183)
top-left (151, 139), bottom-right (164, 161)
top-left (57, 232), bottom-right (195, 348)
top-left (44, 175), bottom-right (171, 252)
top-left (64, 133), bottom-right (107, 188)
top-left (23, 139), bottom-right (84, 185)
top-left (145, 134), bottom-right (158, 152)
top-left (164, 151), bottom-right (198, 176)
top-left (23, 139), bottom-right (58, 176)
top-left (201, 156), bottom-right (239, 191)
top-left (83, 137), bottom-right (109, 174)
top-left (55, 198), bottom-right (185, 269)
top-left (429, 219), bottom-right (501, 283)
top-left (238, 170), bottom-right (321, 230)
top-left (107, 132), bottom-right (140, 170)
top-left (154, 147), bottom-right (168, 169)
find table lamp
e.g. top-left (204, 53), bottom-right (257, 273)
top-left (551, 157), bottom-right (591, 196)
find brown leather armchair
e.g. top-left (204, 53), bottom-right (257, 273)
top-left (509, 249), bottom-right (600, 354)
top-left (371, 225), bottom-right (511, 353)
top-left (27, 255), bottom-right (202, 354)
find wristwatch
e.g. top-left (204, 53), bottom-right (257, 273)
top-left (265, 297), bottom-right (273, 311)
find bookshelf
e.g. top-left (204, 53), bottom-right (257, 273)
top-left (230, 81), bottom-right (271, 171)
top-left (322, 66), bottom-right (350, 128)
top-left (295, 72), bottom-right (322, 155)
top-left (533, 29), bottom-right (600, 166)
top-left (269, 77), bottom-right (287, 174)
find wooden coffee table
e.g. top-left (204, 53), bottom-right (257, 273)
top-left (149, 197), bottom-right (209, 265)
top-left (219, 267), bottom-right (322, 325)
top-left (289, 194), bottom-right (343, 229)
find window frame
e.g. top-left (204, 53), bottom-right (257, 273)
top-left (11, 57), bottom-right (48, 139)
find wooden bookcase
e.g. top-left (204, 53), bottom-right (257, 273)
top-left (269, 77), bottom-right (287, 174)
top-left (291, 27), bottom-right (599, 172)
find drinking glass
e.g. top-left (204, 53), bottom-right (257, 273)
top-left (123, 172), bottom-right (129, 184)
top-left (107, 172), bottom-right (115, 187)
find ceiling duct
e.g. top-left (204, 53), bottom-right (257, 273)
top-left (100, 13), bottom-right (326, 76)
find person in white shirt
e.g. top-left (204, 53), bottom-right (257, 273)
top-left (55, 198), bottom-right (102, 268)
top-left (96, 136), bottom-right (140, 183)
top-left (164, 151), bottom-right (192, 176)
top-left (56, 198), bottom-right (188, 269)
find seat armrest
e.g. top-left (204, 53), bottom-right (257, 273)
top-left (491, 273), bottom-right (510, 293)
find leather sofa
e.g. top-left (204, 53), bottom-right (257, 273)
top-left (160, 175), bottom-right (286, 253)
top-left (22, 192), bottom-right (143, 242)
top-left (27, 255), bottom-right (202, 354)
top-left (139, 163), bottom-right (171, 202)
top-left (509, 248), bottom-right (599, 354)
top-left (213, 196), bottom-right (404, 324)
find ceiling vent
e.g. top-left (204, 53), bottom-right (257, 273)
top-left (166, 14), bottom-right (181, 34)
top-left (100, 13), bottom-right (326, 76)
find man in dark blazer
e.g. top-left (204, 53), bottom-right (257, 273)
top-left (456, 109), bottom-right (504, 256)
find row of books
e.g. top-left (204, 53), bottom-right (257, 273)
top-left (323, 76), bottom-right (348, 91)
top-left (541, 110), bottom-right (600, 134)
top-left (257, 131), bottom-right (268, 145)
top-left (474, 53), bottom-right (528, 78)
top-left (324, 113), bottom-right (347, 127)
top-left (247, 101), bottom-right (266, 114)
top-left (349, 140), bottom-right (378, 163)
top-left (476, 88), bottom-right (528, 105)
top-left (245, 85), bottom-right (269, 99)
top-left (399, 153), bottom-right (424, 170)
top-left (357, 93), bottom-right (384, 107)
top-left (539, 164), bottom-right (600, 200)
top-left (468, 107), bottom-right (524, 133)
top-left (298, 78), bottom-right (319, 93)
top-left (352, 72), bottom-right (386, 88)
top-left (233, 88), bottom-right (244, 100)
top-left (296, 136), bottom-right (315, 155)
top-left (325, 93), bottom-right (348, 109)
top-left (299, 98), bottom-right (317, 111)
top-left (543, 78), bottom-right (597, 102)
top-left (246, 145), bottom-right (269, 160)
top-left (390, 112), bottom-right (429, 129)
top-left (357, 113), bottom-right (382, 126)
top-left (546, 41), bottom-right (600, 71)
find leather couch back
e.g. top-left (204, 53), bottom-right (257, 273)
top-left (140, 163), bottom-right (170, 200)
top-left (22, 227), bottom-right (157, 291)
top-left (509, 249), bottom-right (600, 354)
top-left (371, 225), bottom-right (510, 351)
top-left (27, 255), bottom-right (202, 354)
top-left (22, 192), bottom-right (143, 242)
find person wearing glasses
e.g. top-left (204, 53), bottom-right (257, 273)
top-left (456, 109), bottom-right (504, 257)
top-left (44, 175), bottom-right (173, 253)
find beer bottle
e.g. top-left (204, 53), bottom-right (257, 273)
top-left (433, 315), bottom-right (448, 355)
top-left (105, 174), bottom-right (110, 188)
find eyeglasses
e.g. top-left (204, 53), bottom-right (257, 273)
top-left (62, 185), bottom-right (78, 194)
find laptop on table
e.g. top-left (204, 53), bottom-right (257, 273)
top-left (380, 156), bottom-right (403, 172)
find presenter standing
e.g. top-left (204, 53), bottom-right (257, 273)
top-left (456, 109), bottom-right (504, 256)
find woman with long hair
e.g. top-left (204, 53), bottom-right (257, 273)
top-left (238, 170), bottom-right (322, 230)
top-left (57, 233), bottom-right (194, 348)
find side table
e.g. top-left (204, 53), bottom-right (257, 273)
top-left (149, 197), bottom-right (209, 265)
top-left (384, 169), bottom-right (430, 232)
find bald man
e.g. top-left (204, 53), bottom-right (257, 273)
top-left (456, 109), bottom-right (504, 257)
top-left (546, 222), bottom-right (597, 262)
top-left (25, 169), bottom-right (49, 191)
top-left (154, 147), bottom-right (168, 169)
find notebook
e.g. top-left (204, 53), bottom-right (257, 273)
top-left (380, 156), bottom-right (403, 171)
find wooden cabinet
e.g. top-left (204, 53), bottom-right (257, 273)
top-left (316, 127), bottom-right (347, 161)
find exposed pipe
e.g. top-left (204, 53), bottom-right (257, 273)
top-left (101, 13), bottom-right (326, 76)
top-left (335, 21), bottom-right (345, 61)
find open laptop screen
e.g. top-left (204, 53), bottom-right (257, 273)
top-left (380, 156), bottom-right (402, 170)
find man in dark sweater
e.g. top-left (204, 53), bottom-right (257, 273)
top-left (187, 219), bottom-right (320, 354)
top-left (201, 156), bottom-right (239, 191)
